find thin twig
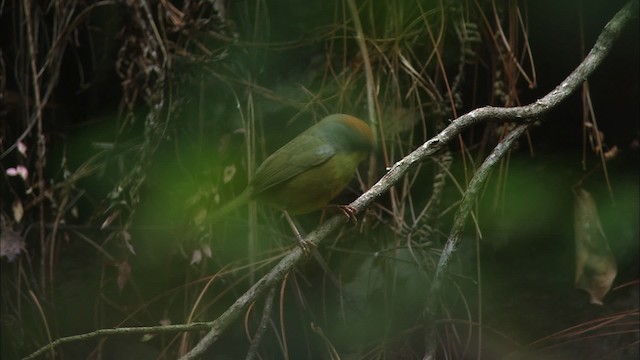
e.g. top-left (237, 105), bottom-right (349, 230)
top-left (22, 0), bottom-right (48, 293)
top-left (422, 1), bottom-right (638, 358)
top-left (23, 322), bottom-right (212, 360)
top-left (422, 123), bottom-right (529, 358)
top-left (245, 286), bottom-right (276, 360)
top-left (22, 1), bottom-right (637, 359)
top-left (346, 0), bottom-right (380, 189)
top-left (182, 1), bottom-right (637, 359)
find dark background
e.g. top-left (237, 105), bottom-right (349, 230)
top-left (1, 0), bottom-right (638, 359)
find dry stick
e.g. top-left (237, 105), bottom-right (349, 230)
top-left (22, 0), bottom-right (48, 295)
top-left (245, 286), bottom-right (276, 360)
top-left (180, 1), bottom-right (637, 358)
top-left (422, 0), bottom-right (638, 358)
top-left (23, 1), bottom-right (637, 359)
top-left (422, 124), bottom-right (528, 360)
top-left (430, 0), bottom-right (638, 319)
top-left (346, 0), bottom-right (381, 189)
top-left (23, 323), bottom-right (212, 360)
top-left (346, 0), bottom-right (377, 142)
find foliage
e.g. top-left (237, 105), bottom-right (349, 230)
top-left (1, 0), bottom-right (638, 359)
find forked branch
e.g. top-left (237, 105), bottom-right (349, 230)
top-left (23, 0), bottom-right (637, 359)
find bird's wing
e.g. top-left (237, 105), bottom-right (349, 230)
top-left (250, 134), bottom-right (335, 194)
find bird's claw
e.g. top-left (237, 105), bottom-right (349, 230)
top-left (296, 237), bottom-right (316, 256)
top-left (337, 205), bottom-right (358, 224)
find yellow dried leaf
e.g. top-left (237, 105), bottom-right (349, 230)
top-left (190, 249), bottom-right (202, 265)
top-left (223, 164), bottom-right (236, 183)
top-left (573, 188), bottom-right (617, 305)
top-left (201, 244), bottom-right (212, 258)
top-left (101, 211), bottom-right (120, 230)
top-left (12, 199), bottom-right (23, 223)
top-left (194, 208), bottom-right (207, 226)
top-left (603, 145), bottom-right (619, 161)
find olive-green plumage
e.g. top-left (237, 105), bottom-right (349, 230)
top-left (209, 114), bottom-right (374, 222)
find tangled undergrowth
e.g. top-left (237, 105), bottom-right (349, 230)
top-left (1, 0), bottom-right (638, 359)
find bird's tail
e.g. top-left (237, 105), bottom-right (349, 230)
top-left (207, 189), bottom-right (252, 224)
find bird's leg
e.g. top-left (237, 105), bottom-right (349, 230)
top-left (283, 211), bottom-right (314, 255)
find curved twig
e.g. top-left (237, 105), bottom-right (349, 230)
top-left (182, 1), bottom-right (637, 359)
top-left (22, 1), bottom-right (637, 359)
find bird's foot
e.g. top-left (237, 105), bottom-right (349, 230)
top-left (321, 204), bottom-right (359, 224)
top-left (335, 205), bottom-right (358, 224)
top-left (295, 236), bottom-right (316, 256)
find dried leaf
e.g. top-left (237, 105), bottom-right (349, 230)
top-left (101, 211), bottom-right (120, 230)
top-left (117, 261), bottom-right (132, 292)
top-left (603, 145), bottom-right (618, 161)
top-left (191, 249), bottom-right (202, 265)
top-left (12, 199), bottom-right (24, 223)
top-left (0, 228), bottom-right (25, 262)
top-left (574, 188), bottom-right (617, 305)
top-left (201, 244), bottom-right (212, 258)
top-left (185, 188), bottom-right (206, 207)
top-left (17, 141), bottom-right (28, 157)
top-left (122, 231), bottom-right (136, 255)
top-left (223, 164), bottom-right (236, 183)
top-left (194, 208), bottom-right (207, 226)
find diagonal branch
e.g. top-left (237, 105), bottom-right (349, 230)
top-left (179, 1), bottom-right (637, 359)
top-left (426, 0), bottom-right (637, 303)
top-left (420, 1), bottom-right (637, 356)
top-left (22, 1), bottom-right (637, 359)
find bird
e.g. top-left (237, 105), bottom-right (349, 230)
top-left (209, 113), bottom-right (374, 249)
